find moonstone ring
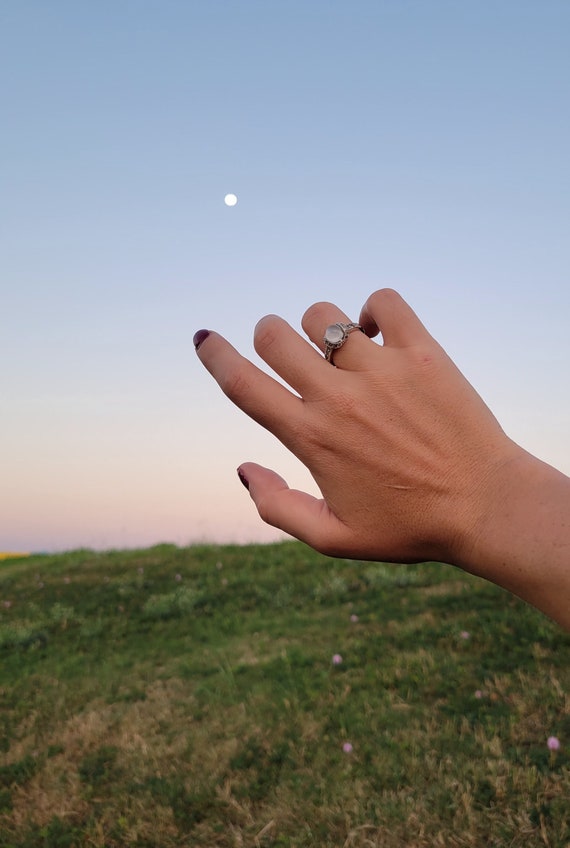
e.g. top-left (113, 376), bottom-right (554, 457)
top-left (323, 322), bottom-right (365, 363)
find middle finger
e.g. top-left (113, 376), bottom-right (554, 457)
top-left (254, 314), bottom-right (334, 396)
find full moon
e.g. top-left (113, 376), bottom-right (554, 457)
top-left (224, 193), bottom-right (238, 207)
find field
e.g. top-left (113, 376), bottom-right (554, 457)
top-left (0, 542), bottom-right (568, 847)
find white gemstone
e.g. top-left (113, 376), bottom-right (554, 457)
top-left (325, 324), bottom-right (344, 344)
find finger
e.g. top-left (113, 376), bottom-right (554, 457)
top-left (237, 462), bottom-right (350, 555)
top-left (301, 301), bottom-right (372, 370)
top-left (194, 330), bottom-right (302, 436)
top-left (253, 314), bottom-right (332, 396)
top-left (359, 289), bottom-right (432, 348)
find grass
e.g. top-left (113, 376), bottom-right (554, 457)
top-left (0, 541), bottom-right (568, 847)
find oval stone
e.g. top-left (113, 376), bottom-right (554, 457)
top-left (325, 324), bottom-right (345, 344)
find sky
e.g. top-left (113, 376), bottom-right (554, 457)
top-left (1, 0), bottom-right (569, 552)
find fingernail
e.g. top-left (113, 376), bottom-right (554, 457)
top-left (237, 468), bottom-right (249, 491)
top-left (193, 329), bottom-right (210, 351)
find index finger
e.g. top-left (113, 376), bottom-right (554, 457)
top-left (194, 329), bottom-right (304, 438)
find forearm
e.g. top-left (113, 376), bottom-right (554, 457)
top-left (459, 448), bottom-right (570, 629)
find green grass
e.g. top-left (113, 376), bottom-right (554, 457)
top-left (0, 541), bottom-right (568, 847)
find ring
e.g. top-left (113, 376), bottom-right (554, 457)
top-left (323, 322), bottom-right (365, 364)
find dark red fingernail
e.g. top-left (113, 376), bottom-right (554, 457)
top-left (237, 468), bottom-right (249, 491)
top-left (193, 329), bottom-right (210, 351)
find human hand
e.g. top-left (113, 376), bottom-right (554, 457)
top-left (193, 289), bottom-right (522, 566)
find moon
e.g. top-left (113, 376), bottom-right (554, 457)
top-left (224, 193), bottom-right (238, 207)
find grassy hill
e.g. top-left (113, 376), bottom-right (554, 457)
top-left (0, 542), bottom-right (568, 847)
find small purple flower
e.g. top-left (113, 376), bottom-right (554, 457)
top-left (332, 654), bottom-right (343, 666)
top-left (175, 574), bottom-right (182, 582)
top-left (342, 742), bottom-right (353, 754)
top-left (547, 736), bottom-right (561, 752)
top-left (474, 690), bottom-right (483, 699)
top-left (460, 631), bottom-right (470, 640)
top-left (350, 614), bottom-right (359, 623)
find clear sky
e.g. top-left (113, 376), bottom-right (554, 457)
top-left (1, 1), bottom-right (569, 552)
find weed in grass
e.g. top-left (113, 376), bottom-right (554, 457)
top-left (0, 620), bottom-right (48, 650)
top-left (78, 745), bottom-right (120, 788)
top-left (142, 585), bottom-right (201, 620)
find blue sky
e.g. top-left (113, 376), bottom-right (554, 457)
top-left (1, 1), bottom-right (569, 551)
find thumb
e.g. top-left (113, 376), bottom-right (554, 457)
top-left (237, 462), bottom-right (348, 555)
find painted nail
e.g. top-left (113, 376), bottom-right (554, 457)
top-left (193, 329), bottom-right (210, 351)
top-left (237, 468), bottom-right (250, 491)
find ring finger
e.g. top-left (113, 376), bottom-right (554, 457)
top-left (301, 301), bottom-right (375, 370)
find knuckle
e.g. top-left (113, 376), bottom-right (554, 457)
top-left (370, 287), bottom-right (400, 310)
top-left (219, 366), bottom-right (251, 401)
top-left (253, 315), bottom-right (281, 357)
top-left (378, 287), bottom-right (400, 301)
top-left (301, 301), bottom-right (337, 333)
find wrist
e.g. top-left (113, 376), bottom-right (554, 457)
top-left (454, 445), bottom-right (570, 628)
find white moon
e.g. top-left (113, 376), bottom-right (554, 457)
top-left (224, 193), bottom-right (238, 207)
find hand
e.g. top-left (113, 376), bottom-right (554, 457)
top-left (194, 289), bottom-right (521, 565)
